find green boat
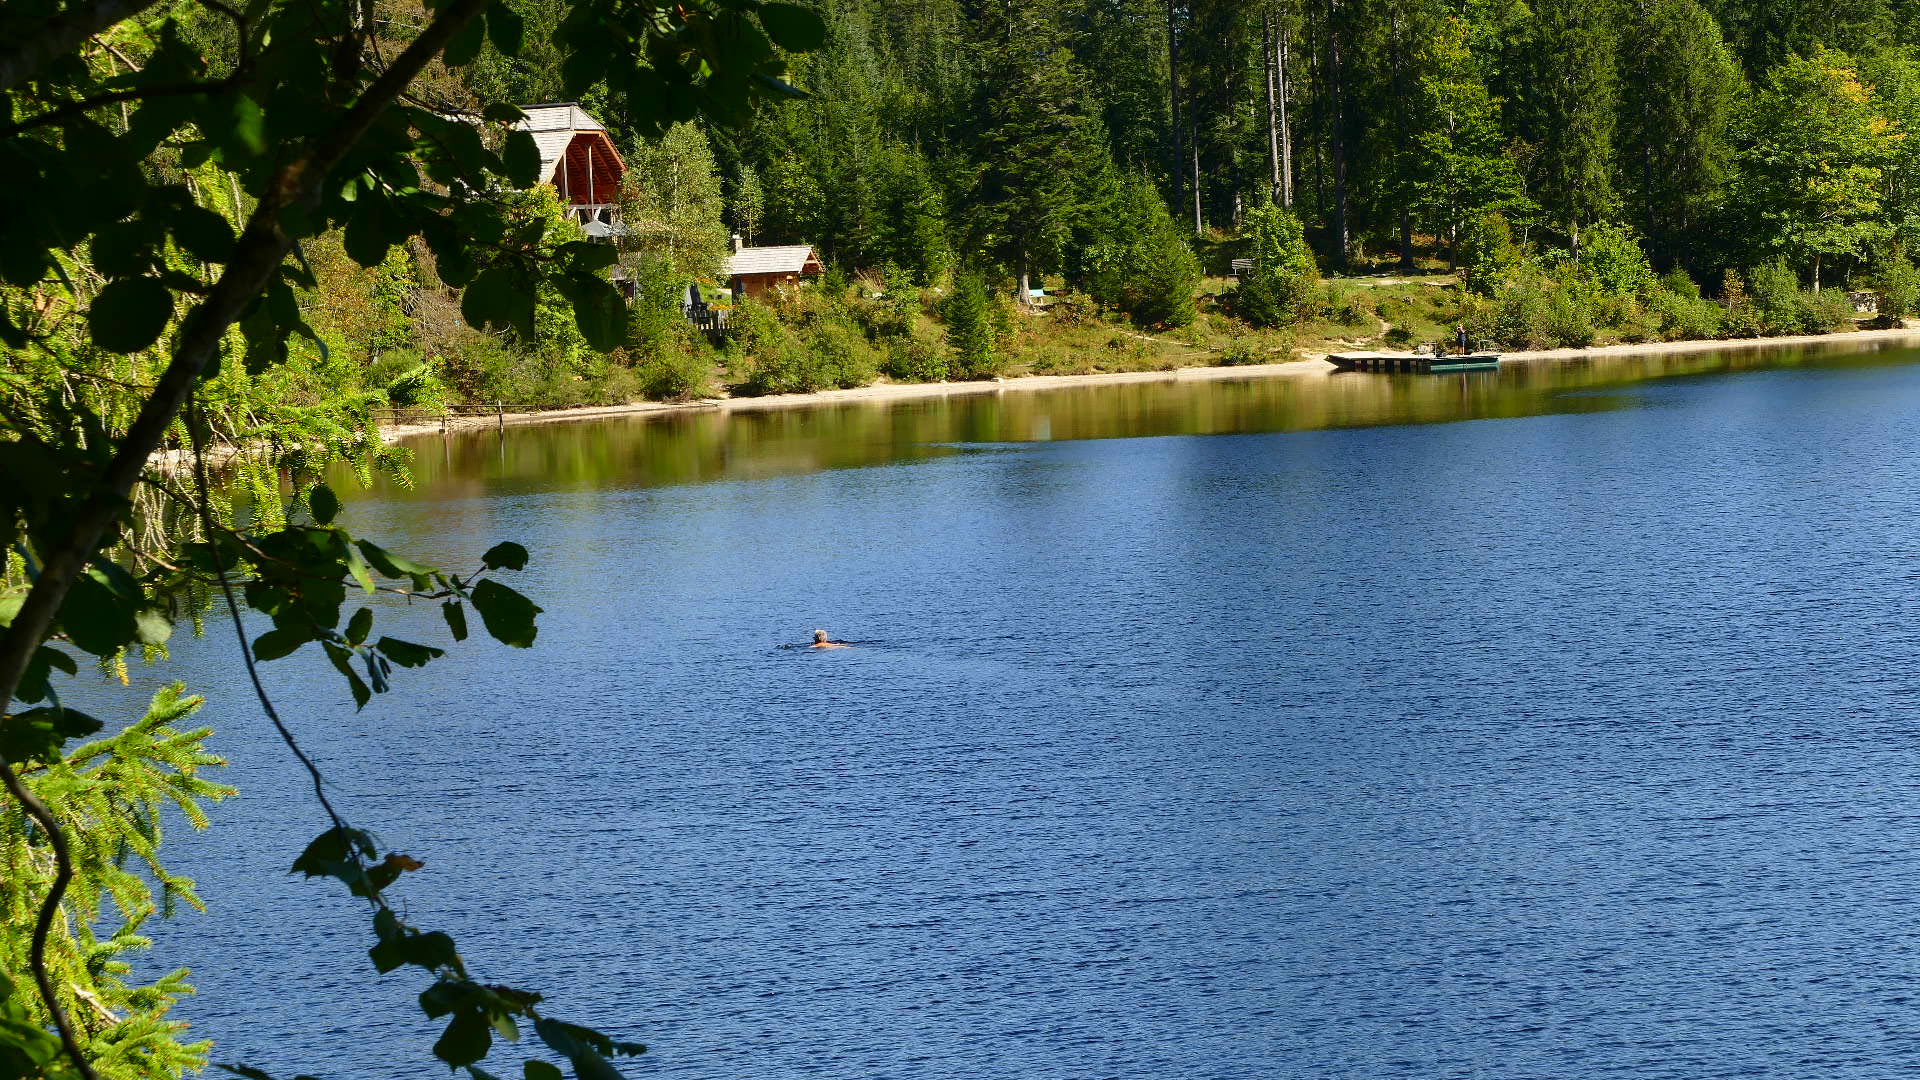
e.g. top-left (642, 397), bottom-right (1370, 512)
top-left (1328, 351), bottom-right (1502, 373)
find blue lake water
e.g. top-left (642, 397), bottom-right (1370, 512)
top-left (132, 343), bottom-right (1920, 1078)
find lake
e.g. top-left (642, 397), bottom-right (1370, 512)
top-left (136, 340), bottom-right (1920, 1079)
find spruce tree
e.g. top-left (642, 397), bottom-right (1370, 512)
top-left (1620, 0), bottom-right (1743, 270)
top-left (1521, 0), bottom-right (1623, 256)
top-left (1, 686), bottom-right (232, 1080)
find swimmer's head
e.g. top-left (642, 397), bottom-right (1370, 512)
top-left (813, 629), bottom-right (828, 643)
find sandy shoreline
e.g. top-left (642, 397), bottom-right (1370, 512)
top-left (379, 325), bottom-right (1920, 444)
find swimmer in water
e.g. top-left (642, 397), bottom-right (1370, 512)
top-left (810, 629), bottom-right (851, 649)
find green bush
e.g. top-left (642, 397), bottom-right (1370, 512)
top-left (1233, 201), bottom-right (1320, 327)
top-left (1872, 254), bottom-right (1920, 320)
top-left (1459, 211), bottom-right (1521, 296)
top-left (1581, 223), bottom-right (1656, 298)
top-left (942, 272), bottom-right (1001, 379)
top-left (1321, 281), bottom-right (1372, 328)
top-left (1745, 261), bottom-right (1810, 334)
top-left (883, 326), bottom-right (950, 382)
top-left (1647, 273), bottom-right (1725, 340)
top-left (1083, 176), bottom-right (1202, 328)
top-left (804, 319), bottom-right (880, 389)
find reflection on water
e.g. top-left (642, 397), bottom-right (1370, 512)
top-left (156, 336), bottom-right (1920, 1080)
top-left (379, 340), bottom-right (1920, 498)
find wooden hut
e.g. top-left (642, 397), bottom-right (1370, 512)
top-left (515, 103), bottom-right (625, 236)
top-left (724, 234), bottom-right (824, 299)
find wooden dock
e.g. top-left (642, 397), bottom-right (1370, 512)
top-left (1328, 352), bottom-right (1501, 373)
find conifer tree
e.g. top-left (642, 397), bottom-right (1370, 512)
top-left (1620, 0), bottom-right (1743, 269)
top-left (963, 0), bottom-right (1116, 298)
top-left (1, 685), bottom-right (232, 1080)
top-left (1408, 15), bottom-right (1529, 265)
top-left (1520, 0), bottom-right (1624, 257)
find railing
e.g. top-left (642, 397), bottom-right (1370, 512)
top-left (685, 306), bottom-right (730, 340)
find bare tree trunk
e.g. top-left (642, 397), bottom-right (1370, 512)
top-left (1191, 128), bottom-right (1203, 233)
top-left (1279, 31), bottom-right (1294, 208)
top-left (1264, 9), bottom-right (1282, 205)
top-left (1327, 0), bottom-right (1348, 267)
top-left (1167, 0), bottom-right (1183, 223)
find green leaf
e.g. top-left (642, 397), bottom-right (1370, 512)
top-left (225, 92), bottom-right (266, 154)
top-left (343, 199), bottom-right (394, 268)
top-left (566, 273), bottom-right (626, 351)
top-left (482, 102), bottom-right (527, 124)
top-left (0, 707), bottom-right (104, 765)
top-left (310, 483), bottom-right (340, 525)
top-left (171, 203), bottom-right (236, 263)
top-left (487, 3), bottom-right (526, 55)
top-left (58, 569), bottom-right (138, 656)
top-left (214, 1065), bottom-right (278, 1080)
top-left (346, 606), bottom-right (374, 645)
top-left (88, 276), bottom-right (174, 354)
top-left (442, 600), bottom-right (469, 641)
top-left (434, 1009), bottom-right (492, 1068)
top-left (252, 627), bottom-right (309, 661)
top-left (443, 13), bottom-right (487, 67)
top-left (481, 541), bottom-right (528, 571)
top-left (290, 826), bottom-right (376, 877)
top-left (470, 579), bottom-right (542, 648)
top-left (503, 130), bottom-right (541, 189)
top-left (133, 608), bottom-right (173, 646)
top-left (558, 241), bottom-right (618, 272)
top-left (323, 641), bottom-right (373, 708)
top-left (758, 3), bottom-right (826, 51)
top-left (376, 636), bottom-right (445, 668)
top-left (346, 545), bottom-right (377, 595)
top-left (525, 1063), bottom-right (562, 1080)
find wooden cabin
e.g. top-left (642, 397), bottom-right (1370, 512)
top-left (515, 103), bottom-right (625, 237)
top-left (725, 235), bottom-right (824, 299)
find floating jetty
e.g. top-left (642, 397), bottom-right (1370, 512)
top-left (1328, 351), bottom-right (1501, 373)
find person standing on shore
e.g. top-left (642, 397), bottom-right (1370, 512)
top-left (1455, 324), bottom-right (1469, 355)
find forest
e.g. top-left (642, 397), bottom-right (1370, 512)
top-left (109, 0), bottom-right (1920, 412)
top-left (29, 0), bottom-right (1920, 412)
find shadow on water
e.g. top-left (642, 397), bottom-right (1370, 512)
top-left (366, 338), bottom-right (1920, 500)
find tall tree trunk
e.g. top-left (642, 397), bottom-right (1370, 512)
top-left (1279, 30), bottom-right (1294, 208)
top-left (1264, 9), bottom-right (1282, 205)
top-left (1813, 253), bottom-right (1821, 294)
top-left (1327, 0), bottom-right (1348, 267)
top-left (1167, 0), bottom-right (1183, 225)
top-left (1191, 127), bottom-right (1203, 233)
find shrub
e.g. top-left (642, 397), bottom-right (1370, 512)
top-left (1872, 253), bottom-right (1920, 320)
top-left (1234, 201), bottom-right (1319, 327)
top-left (1746, 260), bottom-right (1816, 334)
top-left (1459, 211), bottom-right (1521, 296)
top-left (804, 319), bottom-right (880, 389)
top-left (1083, 176), bottom-right (1202, 328)
top-left (1321, 281), bottom-right (1372, 328)
top-left (942, 272), bottom-right (1000, 379)
top-left (1647, 273), bottom-right (1724, 340)
top-left (884, 326), bottom-right (950, 382)
top-left (1048, 290), bottom-right (1098, 327)
top-left (1581, 223), bottom-right (1656, 298)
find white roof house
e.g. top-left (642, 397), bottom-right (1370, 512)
top-left (513, 103), bottom-right (624, 234)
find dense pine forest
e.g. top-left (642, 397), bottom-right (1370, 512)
top-left (399, 0), bottom-right (1920, 401)
top-left (15, 0), bottom-right (1920, 413)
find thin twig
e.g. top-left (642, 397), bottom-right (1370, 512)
top-left (186, 399), bottom-right (358, 844)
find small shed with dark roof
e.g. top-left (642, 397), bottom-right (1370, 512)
top-left (725, 236), bottom-right (824, 299)
top-left (515, 103), bottom-right (624, 235)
